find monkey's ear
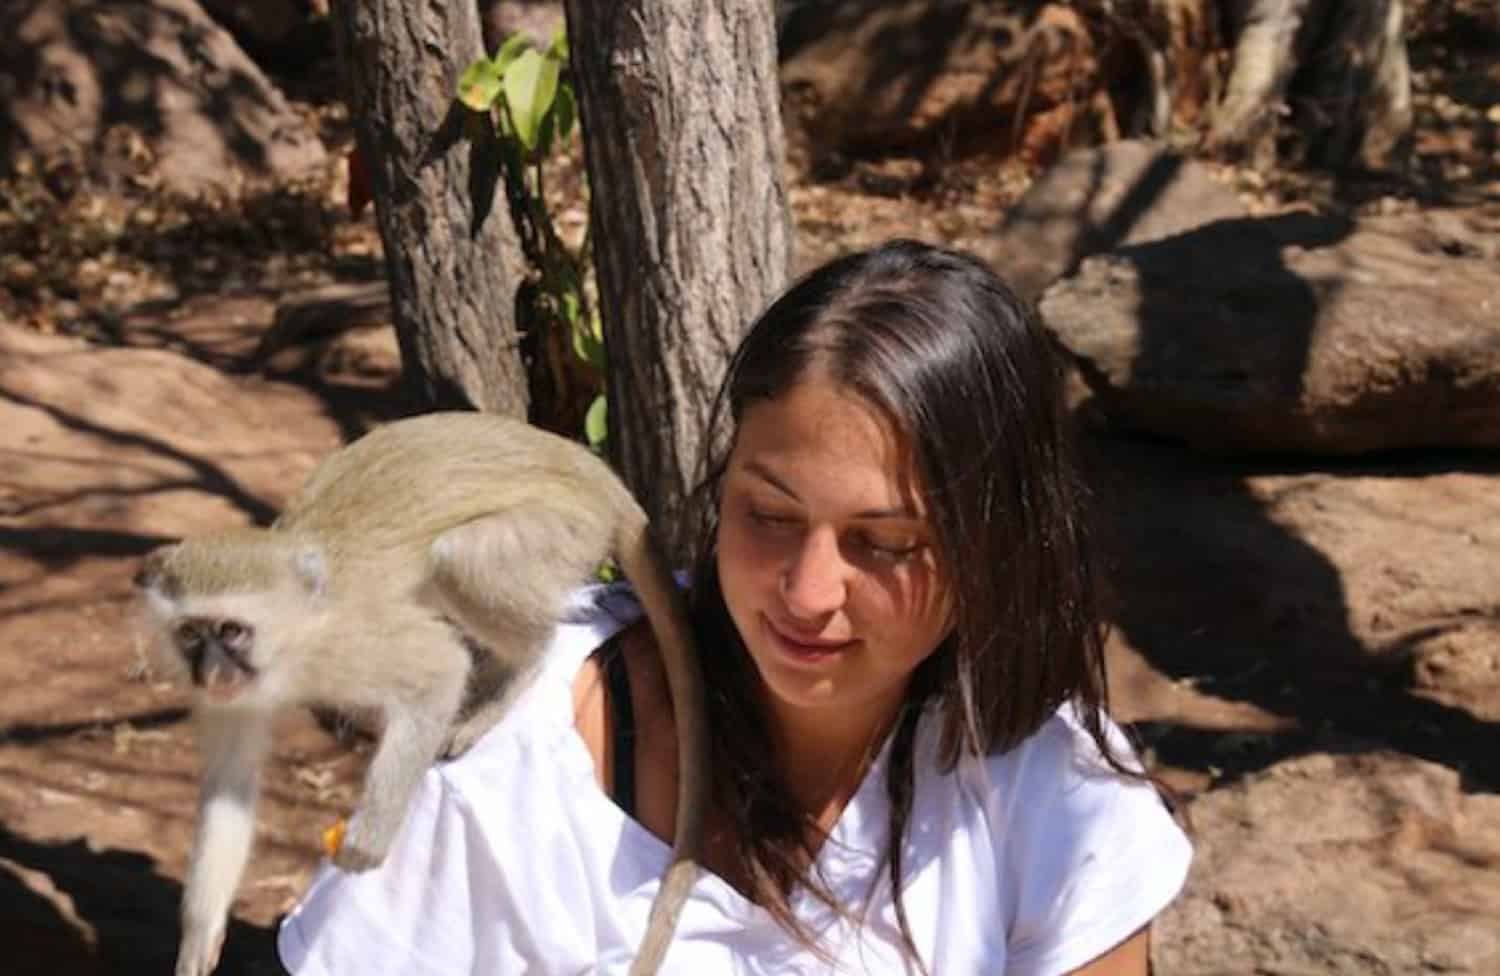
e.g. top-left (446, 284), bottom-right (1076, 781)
top-left (133, 548), bottom-right (173, 594)
top-left (291, 545), bottom-right (327, 597)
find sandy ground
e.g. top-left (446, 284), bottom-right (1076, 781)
top-left (3, 3), bottom-right (1499, 968)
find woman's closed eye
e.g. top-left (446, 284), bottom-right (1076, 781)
top-left (851, 530), bottom-right (924, 562)
top-left (748, 507), bottom-right (801, 530)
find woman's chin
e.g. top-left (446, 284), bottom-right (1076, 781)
top-left (747, 641), bottom-right (849, 711)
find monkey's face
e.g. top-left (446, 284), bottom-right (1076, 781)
top-left (136, 588), bottom-right (284, 706)
top-left (167, 615), bottom-right (260, 702)
top-left (133, 535), bottom-right (327, 705)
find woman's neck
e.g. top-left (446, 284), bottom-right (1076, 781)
top-left (760, 683), bottom-right (905, 831)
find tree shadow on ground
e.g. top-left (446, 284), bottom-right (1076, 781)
top-left (1091, 433), bottom-right (1500, 796)
top-left (0, 825), bottom-right (283, 976)
top-left (1012, 153), bottom-right (1500, 795)
top-left (0, 386), bottom-right (281, 529)
top-left (109, 263), bottom-right (405, 447)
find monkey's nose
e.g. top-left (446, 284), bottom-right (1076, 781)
top-left (188, 641), bottom-right (258, 695)
top-left (185, 645), bottom-right (209, 685)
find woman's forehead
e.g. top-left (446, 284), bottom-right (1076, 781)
top-left (729, 383), bottom-right (928, 512)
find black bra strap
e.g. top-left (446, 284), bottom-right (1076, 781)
top-left (602, 634), bottom-right (637, 818)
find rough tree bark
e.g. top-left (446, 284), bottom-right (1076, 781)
top-left (562, 0), bottom-right (792, 550)
top-left (1207, 0), bottom-right (1315, 166)
top-left (330, 0), bottom-right (530, 417)
top-left (1297, 0), bottom-right (1410, 169)
top-left (1208, 0), bottom-right (1411, 170)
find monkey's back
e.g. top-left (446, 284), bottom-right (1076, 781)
top-left (273, 412), bottom-right (634, 590)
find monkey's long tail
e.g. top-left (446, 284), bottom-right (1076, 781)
top-left (614, 509), bottom-right (709, 976)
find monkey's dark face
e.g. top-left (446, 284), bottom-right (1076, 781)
top-left (133, 533), bottom-right (328, 704)
top-left (170, 616), bottom-right (260, 701)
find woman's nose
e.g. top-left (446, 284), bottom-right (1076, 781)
top-left (780, 526), bottom-right (846, 619)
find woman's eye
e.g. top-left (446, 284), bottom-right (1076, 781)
top-left (855, 533), bottom-right (922, 561)
top-left (749, 509), bottom-right (798, 528)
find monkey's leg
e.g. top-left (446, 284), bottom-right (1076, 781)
top-left (426, 508), bottom-right (608, 757)
top-left (334, 625), bottom-right (469, 872)
top-left (441, 636), bottom-right (535, 759)
top-left (176, 707), bottom-right (272, 976)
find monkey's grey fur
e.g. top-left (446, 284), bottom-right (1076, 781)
top-left (136, 411), bottom-right (707, 976)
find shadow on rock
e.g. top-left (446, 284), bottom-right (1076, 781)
top-left (1040, 201), bottom-right (1500, 794)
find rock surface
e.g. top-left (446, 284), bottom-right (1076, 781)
top-left (1041, 207), bottom-right (1500, 454)
top-left (1, 0), bottom-right (327, 195)
top-left (1155, 752), bottom-right (1500, 975)
top-left (979, 139), bottom-right (1248, 301)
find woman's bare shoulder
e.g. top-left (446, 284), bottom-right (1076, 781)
top-left (569, 621), bottom-right (678, 823)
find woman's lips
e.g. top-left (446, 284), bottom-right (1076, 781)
top-left (765, 616), bottom-right (855, 662)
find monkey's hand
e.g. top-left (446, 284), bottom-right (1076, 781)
top-left (174, 914), bottom-right (226, 976)
top-left (331, 810), bottom-right (394, 872)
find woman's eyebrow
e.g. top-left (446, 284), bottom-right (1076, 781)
top-left (742, 460), bottom-right (920, 520)
top-left (742, 460), bottom-right (801, 501)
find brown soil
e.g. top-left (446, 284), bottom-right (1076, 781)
top-left (2, 5), bottom-right (1498, 974)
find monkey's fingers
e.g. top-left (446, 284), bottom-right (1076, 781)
top-left (321, 818), bottom-right (347, 858)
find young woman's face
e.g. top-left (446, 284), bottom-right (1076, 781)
top-left (716, 379), bottom-right (953, 728)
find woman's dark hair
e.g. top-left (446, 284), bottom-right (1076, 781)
top-left (681, 239), bottom-right (1129, 969)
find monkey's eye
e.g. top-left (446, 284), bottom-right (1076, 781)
top-left (217, 620), bottom-right (252, 646)
top-left (173, 622), bottom-right (202, 650)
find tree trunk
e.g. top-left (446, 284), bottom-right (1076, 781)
top-left (1208, 0), bottom-right (1411, 171)
top-left (1296, 0), bottom-right (1411, 169)
top-left (1207, 0), bottom-right (1319, 166)
top-left (330, 0), bottom-right (530, 417)
top-left (562, 0), bottom-right (792, 551)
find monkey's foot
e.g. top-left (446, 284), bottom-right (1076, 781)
top-left (331, 817), bottom-right (392, 872)
top-left (441, 708), bottom-right (505, 759)
top-left (331, 841), bottom-right (385, 872)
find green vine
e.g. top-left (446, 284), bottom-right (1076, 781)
top-left (457, 28), bottom-right (607, 452)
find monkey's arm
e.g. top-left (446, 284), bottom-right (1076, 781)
top-left (423, 506), bottom-right (611, 758)
top-left (333, 615), bottom-right (472, 872)
top-left (177, 707), bottom-right (272, 976)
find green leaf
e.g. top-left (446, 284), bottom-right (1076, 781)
top-left (537, 108), bottom-right (556, 158)
top-left (498, 132), bottom-right (525, 187)
top-left (547, 24), bottom-right (570, 64)
top-left (555, 82), bottom-right (576, 142)
top-left (493, 32), bottom-right (532, 73)
top-left (585, 393), bottom-right (608, 450)
top-left (571, 304), bottom-right (606, 370)
top-left (504, 49), bottom-right (560, 152)
top-left (456, 57), bottom-right (504, 111)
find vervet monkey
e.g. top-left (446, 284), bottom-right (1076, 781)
top-left (135, 411), bottom-right (707, 976)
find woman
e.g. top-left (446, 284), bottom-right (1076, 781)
top-left (277, 240), bottom-right (1192, 974)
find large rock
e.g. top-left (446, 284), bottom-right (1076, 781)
top-left (1155, 752), bottom-right (1500, 975)
top-left (1, 0), bottom-right (327, 196)
top-left (779, 1), bottom-right (1115, 161)
top-left (1041, 207), bottom-right (1500, 454)
top-left (978, 139), bottom-right (1248, 301)
top-left (778, 1), bottom-right (1222, 170)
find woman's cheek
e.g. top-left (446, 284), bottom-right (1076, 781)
top-left (716, 519), bottom-right (757, 600)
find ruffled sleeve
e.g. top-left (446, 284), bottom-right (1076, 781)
top-left (992, 711), bottom-right (1192, 976)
